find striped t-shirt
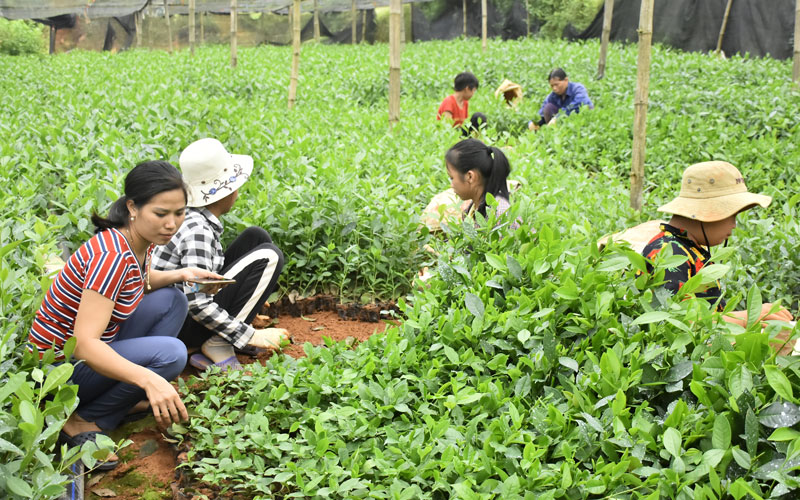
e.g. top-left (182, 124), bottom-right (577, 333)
top-left (29, 228), bottom-right (154, 360)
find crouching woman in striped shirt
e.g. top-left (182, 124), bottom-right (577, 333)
top-left (29, 161), bottom-right (223, 470)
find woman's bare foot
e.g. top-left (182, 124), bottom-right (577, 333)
top-left (61, 413), bottom-right (119, 462)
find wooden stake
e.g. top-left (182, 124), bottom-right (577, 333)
top-left (189, 0), bottom-right (196, 56)
top-left (794, 0), bottom-right (800, 85)
top-left (49, 25), bottom-right (56, 54)
top-left (314, 0), bottom-right (320, 42)
top-left (145, 9), bottom-right (151, 45)
top-left (596, 0), bottom-right (614, 79)
top-left (352, 0), bottom-right (357, 44)
top-left (463, 0), bottom-right (467, 38)
top-left (288, 0), bottom-right (301, 109)
top-left (200, 11), bottom-right (205, 44)
top-left (362, 10), bottom-right (367, 43)
top-left (388, 0), bottom-right (401, 128)
top-left (630, 0), bottom-right (653, 211)
top-left (481, 0), bottom-right (487, 52)
top-left (525, 0), bottom-right (529, 37)
top-left (230, 0), bottom-right (238, 67)
top-left (715, 0), bottom-right (733, 55)
top-left (164, 0), bottom-right (173, 53)
top-left (400, 4), bottom-right (406, 49)
top-left (135, 10), bottom-right (141, 48)
top-left (408, 4), bottom-right (412, 42)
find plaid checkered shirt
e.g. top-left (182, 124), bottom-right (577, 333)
top-left (151, 208), bottom-right (255, 348)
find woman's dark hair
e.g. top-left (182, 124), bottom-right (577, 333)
top-left (445, 138), bottom-right (510, 216)
top-left (92, 160), bottom-right (187, 233)
top-left (454, 72), bottom-right (479, 91)
top-left (548, 68), bottom-right (567, 81)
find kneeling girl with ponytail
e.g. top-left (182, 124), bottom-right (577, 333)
top-left (445, 138), bottom-right (514, 224)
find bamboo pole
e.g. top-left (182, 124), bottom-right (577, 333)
top-left (189, 0), bottom-right (196, 56)
top-left (314, 0), bottom-right (320, 42)
top-left (288, 0), bottom-right (301, 109)
top-left (230, 0), bottom-right (238, 67)
top-left (134, 10), bottom-right (141, 47)
top-left (481, 0), bottom-right (487, 52)
top-left (388, 0), bottom-right (401, 128)
top-left (352, 0), bottom-right (357, 43)
top-left (463, 0), bottom-right (467, 38)
top-left (200, 11), bottom-right (205, 44)
top-left (793, 0), bottom-right (800, 85)
top-left (715, 0), bottom-right (733, 55)
top-left (164, 0), bottom-right (173, 53)
top-left (362, 10), bottom-right (367, 43)
top-left (630, 0), bottom-right (653, 211)
top-left (596, 0), bottom-right (614, 79)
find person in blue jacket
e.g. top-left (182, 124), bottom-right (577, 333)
top-left (528, 68), bottom-right (594, 130)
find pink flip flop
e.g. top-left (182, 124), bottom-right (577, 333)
top-left (189, 353), bottom-right (243, 372)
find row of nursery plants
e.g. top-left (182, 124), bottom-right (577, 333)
top-left (0, 37), bottom-right (799, 498)
top-left (178, 206), bottom-right (800, 498)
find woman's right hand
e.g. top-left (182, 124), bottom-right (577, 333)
top-left (760, 303), bottom-right (794, 323)
top-left (142, 371), bottom-right (188, 428)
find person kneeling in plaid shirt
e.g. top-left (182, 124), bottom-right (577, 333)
top-left (152, 138), bottom-right (288, 371)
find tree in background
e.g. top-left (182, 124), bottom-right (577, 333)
top-left (531, 0), bottom-right (602, 38)
top-left (0, 19), bottom-right (46, 55)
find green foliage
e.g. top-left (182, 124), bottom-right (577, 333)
top-left (175, 219), bottom-right (800, 498)
top-left (2, 36), bottom-right (800, 498)
top-left (0, 19), bottom-right (46, 56)
top-left (0, 332), bottom-right (126, 499)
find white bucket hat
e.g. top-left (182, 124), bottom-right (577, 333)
top-left (179, 138), bottom-right (254, 208)
top-left (657, 161), bottom-right (771, 222)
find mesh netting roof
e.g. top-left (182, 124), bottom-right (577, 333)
top-left (0, 0), bottom-right (148, 19)
top-left (0, 0), bottom-right (430, 19)
top-left (149, 0), bottom-right (428, 15)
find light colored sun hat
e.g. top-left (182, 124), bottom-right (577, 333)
top-left (657, 161), bottom-right (771, 222)
top-left (179, 138), bottom-right (254, 208)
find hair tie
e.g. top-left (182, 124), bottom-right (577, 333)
top-left (486, 146), bottom-right (493, 157)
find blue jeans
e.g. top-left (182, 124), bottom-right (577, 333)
top-left (70, 287), bottom-right (188, 430)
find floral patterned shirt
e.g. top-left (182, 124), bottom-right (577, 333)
top-left (641, 223), bottom-right (726, 310)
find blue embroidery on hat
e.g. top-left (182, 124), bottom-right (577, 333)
top-left (201, 163), bottom-right (249, 202)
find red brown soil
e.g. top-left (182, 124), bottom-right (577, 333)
top-left (88, 427), bottom-right (176, 498)
top-left (87, 312), bottom-right (393, 499)
top-left (263, 310), bottom-right (394, 358)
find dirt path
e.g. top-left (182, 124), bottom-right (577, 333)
top-left (85, 312), bottom-right (394, 499)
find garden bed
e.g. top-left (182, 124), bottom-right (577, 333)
top-left (262, 293), bottom-right (401, 323)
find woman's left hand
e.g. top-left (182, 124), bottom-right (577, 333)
top-left (180, 267), bottom-right (225, 284)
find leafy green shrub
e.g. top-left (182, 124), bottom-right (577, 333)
top-left (0, 19), bottom-right (46, 56)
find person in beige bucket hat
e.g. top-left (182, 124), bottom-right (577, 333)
top-left (641, 161), bottom-right (793, 327)
top-left (152, 138), bottom-right (289, 371)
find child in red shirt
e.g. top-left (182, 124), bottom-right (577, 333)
top-left (437, 72), bottom-right (486, 134)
